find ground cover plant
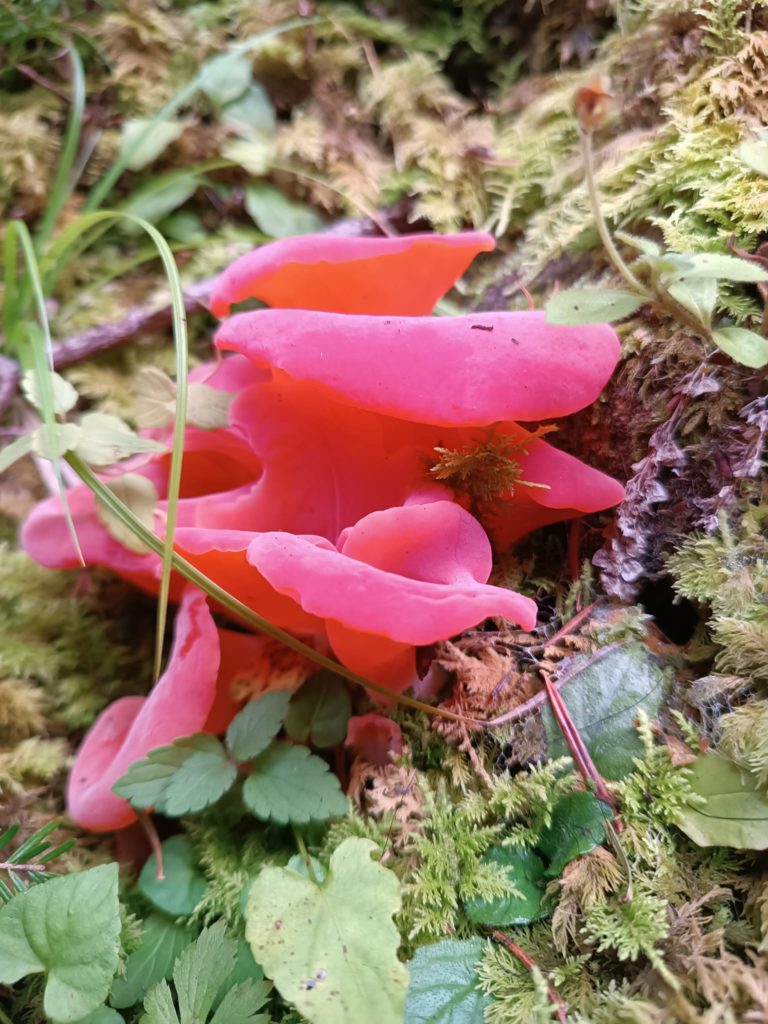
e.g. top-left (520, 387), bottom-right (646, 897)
top-left (1, 1), bottom-right (768, 1022)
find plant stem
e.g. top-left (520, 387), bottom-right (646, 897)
top-left (579, 130), bottom-right (646, 295)
top-left (293, 827), bottom-right (318, 884)
top-left (489, 930), bottom-right (569, 1023)
top-left (0, 1007), bottom-right (14, 1024)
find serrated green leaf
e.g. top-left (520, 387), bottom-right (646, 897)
top-left (95, 473), bottom-right (158, 554)
top-left (210, 980), bottom-right (270, 1024)
top-left (139, 836), bottom-right (208, 917)
top-left (676, 753), bottom-right (768, 849)
top-left (246, 838), bottom-right (408, 1024)
top-left (76, 412), bottom-right (165, 466)
top-left (242, 742), bottom-right (347, 824)
top-left (738, 138), bottom-right (768, 177)
top-left (712, 326), bottom-right (768, 369)
top-left (285, 672), bottom-right (352, 748)
top-left (174, 922), bottom-right (239, 1023)
top-left (213, 942), bottom-right (265, 1011)
top-left (110, 914), bottom-right (193, 1009)
top-left (542, 646), bottom-right (666, 779)
top-left (225, 692), bottom-right (291, 761)
top-left (666, 252), bottom-right (768, 283)
top-left (221, 84), bottom-right (276, 138)
top-left (199, 53), bottom-right (253, 108)
top-left (119, 119), bottom-right (185, 171)
top-left (0, 432), bottom-right (34, 474)
top-left (141, 978), bottom-right (179, 1024)
top-left (22, 369), bottom-right (78, 414)
top-left (405, 938), bottom-right (489, 1024)
top-left (545, 287), bottom-right (644, 325)
top-left (113, 733), bottom-right (237, 817)
top-left (244, 185), bottom-right (325, 238)
top-left (0, 863), bottom-right (121, 1024)
top-left (464, 847), bottom-right (546, 926)
top-left (187, 383), bottom-right (234, 430)
top-left (538, 791), bottom-right (610, 877)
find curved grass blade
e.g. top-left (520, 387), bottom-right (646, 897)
top-left (85, 17), bottom-right (321, 213)
top-left (6, 221), bottom-right (84, 564)
top-left (36, 43), bottom-right (86, 247)
top-left (66, 452), bottom-right (475, 725)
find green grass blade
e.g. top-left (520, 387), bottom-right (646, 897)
top-left (8, 221), bottom-right (84, 564)
top-left (35, 43), bottom-right (86, 247)
top-left (66, 452), bottom-right (472, 724)
top-left (84, 17), bottom-right (321, 213)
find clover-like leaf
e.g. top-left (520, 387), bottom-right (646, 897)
top-left (464, 847), bottom-right (546, 926)
top-left (545, 287), bottom-right (644, 325)
top-left (139, 836), bottom-right (208, 918)
top-left (113, 733), bottom-right (237, 817)
top-left (246, 838), bottom-right (407, 1024)
top-left (712, 326), bottom-right (768, 369)
top-left (285, 672), bottom-right (352, 748)
top-left (242, 742), bottom-right (347, 824)
top-left (676, 753), bottom-right (768, 849)
top-left (22, 369), bottom-right (78, 415)
top-left (0, 863), bottom-right (120, 1024)
top-left (225, 691), bottom-right (291, 761)
top-left (404, 938), bottom-right (490, 1024)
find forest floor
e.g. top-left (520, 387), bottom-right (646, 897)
top-left (1, 3), bottom-right (768, 1023)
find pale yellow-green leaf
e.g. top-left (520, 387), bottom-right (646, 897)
top-left (96, 474), bottom-right (158, 554)
top-left (76, 413), bottom-right (165, 466)
top-left (119, 119), bottom-right (185, 172)
top-left (31, 422), bottom-right (82, 459)
top-left (186, 383), bottom-right (233, 430)
top-left (222, 139), bottom-right (273, 176)
top-left (134, 367), bottom-right (178, 429)
top-left (22, 369), bottom-right (78, 415)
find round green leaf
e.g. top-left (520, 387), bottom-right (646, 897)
top-left (676, 753), bottom-right (768, 849)
top-left (139, 835), bottom-right (208, 917)
top-left (199, 53), bottom-right (253, 108)
top-left (464, 847), bottom-right (546, 926)
top-left (0, 863), bottom-right (121, 1024)
top-left (242, 742), bottom-right (347, 824)
top-left (246, 838), bottom-right (408, 1024)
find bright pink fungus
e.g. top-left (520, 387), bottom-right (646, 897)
top-left (346, 713), bottom-right (404, 767)
top-left (209, 231), bottom-right (495, 317)
top-left (19, 231), bottom-right (626, 831)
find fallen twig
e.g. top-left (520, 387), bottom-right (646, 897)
top-left (489, 929), bottom-right (569, 1023)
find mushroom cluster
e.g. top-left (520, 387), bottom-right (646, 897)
top-left (21, 232), bottom-right (624, 831)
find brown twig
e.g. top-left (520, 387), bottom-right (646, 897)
top-left (16, 62), bottom-right (71, 102)
top-left (489, 930), bottom-right (569, 1023)
top-left (0, 861), bottom-right (45, 873)
top-left (137, 811), bottom-right (165, 881)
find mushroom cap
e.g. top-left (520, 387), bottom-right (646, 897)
top-left (216, 309), bottom-right (621, 426)
top-left (209, 231), bottom-right (495, 317)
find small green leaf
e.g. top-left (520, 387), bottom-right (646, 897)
top-left (121, 173), bottom-right (199, 229)
top-left (95, 474), bottom-right (158, 554)
top-left (222, 140), bottom-right (272, 176)
top-left (110, 914), bottom-right (193, 1009)
top-left (0, 863), bottom-right (121, 1024)
top-left (405, 938), bottom-right (490, 1024)
top-left (614, 231), bottom-right (661, 258)
top-left (209, 981), bottom-right (271, 1024)
top-left (246, 838), bottom-right (408, 1024)
top-left (186, 383), bottom-right (234, 431)
top-left (119, 119), bottom-right (185, 171)
top-left (31, 422), bottom-right (82, 460)
top-left (225, 691), bottom-right (291, 761)
top-left (464, 847), bottom-right (546, 926)
top-left (76, 412), bottom-right (165, 466)
top-left (666, 252), bottom-right (768, 283)
top-left (712, 326), bottom-right (768, 369)
top-left (74, 1009), bottom-right (124, 1024)
top-left (113, 733), bottom-right (237, 817)
top-left (545, 288), bottom-right (644, 325)
top-left (538, 791), bottom-right (610, 877)
top-left (667, 277), bottom-right (718, 325)
top-left (676, 753), bottom-right (768, 849)
top-left (221, 84), bottom-right (276, 138)
top-left (139, 836), bottom-right (208, 917)
top-left (542, 646), bottom-right (666, 780)
top-left (285, 672), bottom-right (352, 748)
top-left (22, 369), bottom-right (78, 414)
top-left (242, 742), bottom-right (347, 824)
top-left (199, 53), bottom-right (253, 108)
top-left (738, 138), bottom-right (768, 177)
top-left (244, 185), bottom-right (324, 238)
top-left (0, 432), bottom-right (34, 474)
